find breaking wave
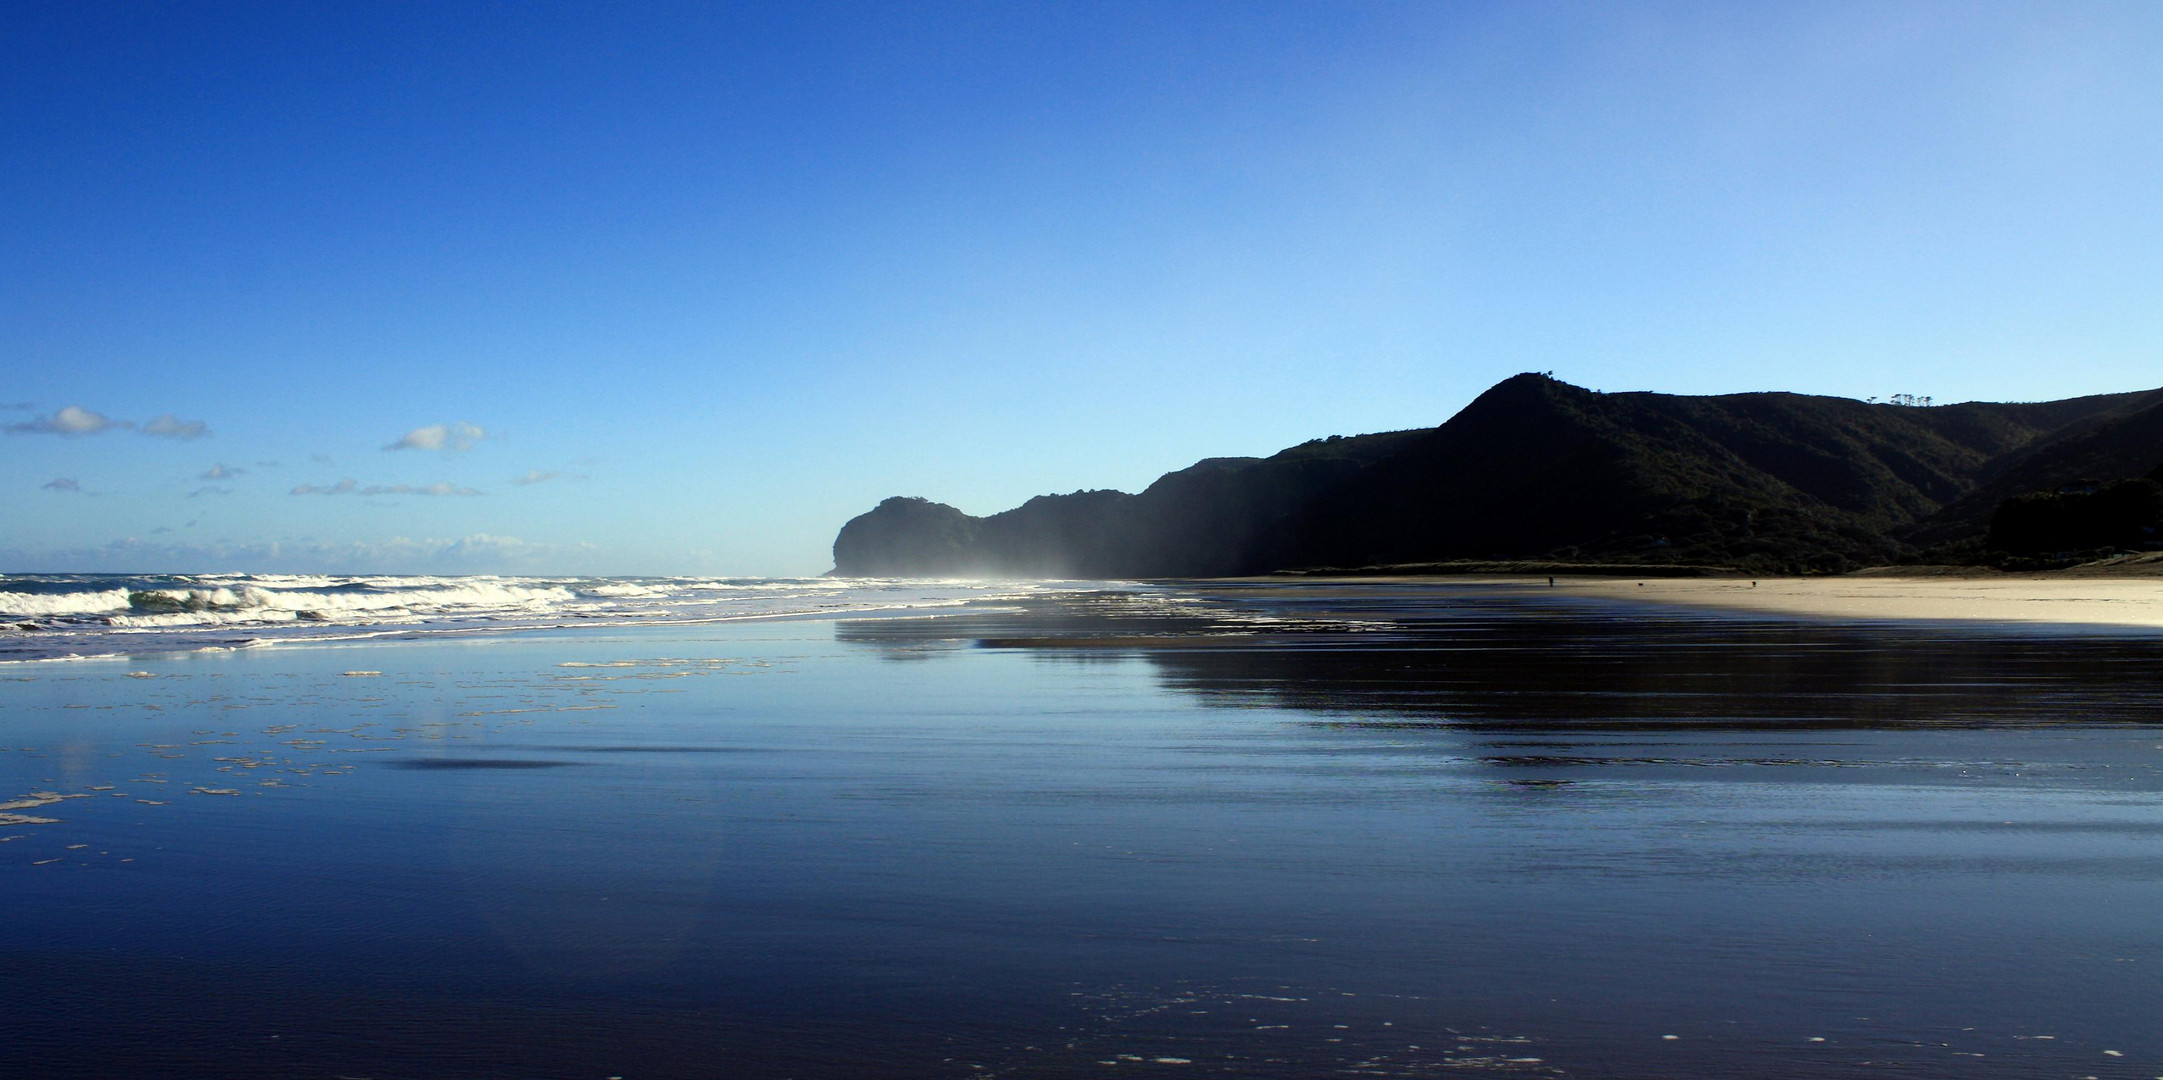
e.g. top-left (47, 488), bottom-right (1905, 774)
top-left (118, 581), bottom-right (578, 617)
top-left (0, 588), bottom-right (135, 616)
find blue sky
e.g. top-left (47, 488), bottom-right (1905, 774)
top-left (5, 1), bottom-right (2160, 575)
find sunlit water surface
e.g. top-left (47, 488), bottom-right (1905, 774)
top-left (2, 583), bottom-right (2159, 1078)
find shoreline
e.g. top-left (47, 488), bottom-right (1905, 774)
top-left (1221, 572), bottom-right (2163, 631)
top-left (13, 571), bottom-right (2163, 666)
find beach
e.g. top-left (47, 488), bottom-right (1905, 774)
top-left (1264, 567), bottom-right (2163, 630)
top-left (3, 579), bottom-right (2160, 1077)
top-left (1571, 567), bottom-right (2163, 629)
top-left (18, 5), bottom-right (2162, 1077)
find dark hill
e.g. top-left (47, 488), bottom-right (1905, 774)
top-left (1903, 389), bottom-right (2163, 545)
top-left (831, 375), bottom-right (2163, 577)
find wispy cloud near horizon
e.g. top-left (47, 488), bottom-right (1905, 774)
top-left (5, 406), bottom-right (211, 438)
top-left (509, 469), bottom-right (560, 485)
top-left (141, 414), bottom-right (210, 439)
top-left (199, 463), bottom-right (244, 480)
top-left (42, 477), bottom-right (81, 492)
top-left (0, 532), bottom-right (595, 574)
top-left (292, 478), bottom-right (483, 497)
top-left (385, 422), bottom-right (485, 452)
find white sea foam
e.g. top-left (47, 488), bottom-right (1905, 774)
top-left (105, 608), bottom-right (305, 629)
top-left (0, 588), bottom-right (134, 616)
top-left (586, 583), bottom-right (672, 598)
top-left (118, 582), bottom-right (577, 620)
top-left (205, 574), bottom-right (345, 588)
top-left (264, 582), bottom-right (575, 612)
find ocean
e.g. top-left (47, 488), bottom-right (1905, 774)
top-left (2, 578), bottom-right (2159, 1077)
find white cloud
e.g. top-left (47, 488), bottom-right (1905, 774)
top-left (510, 469), bottom-right (560, 485)
top-left (385, 422), bottom-right (485, 452)
top-left (291, 478), bottom-right (482, 497)
top-left (141, 414), bottom-right (210, 439)
top-left (8, 405), bottom-right (118, 435)
top-left (200, 463), bottom-right (244, 481)
top-left (42, 477), bottom-right (80, 492)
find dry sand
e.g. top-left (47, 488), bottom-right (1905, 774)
top-left (1264, 555), bottom-right (2163, 629)
top-left (1553, 574), bottom-right (2163, 629)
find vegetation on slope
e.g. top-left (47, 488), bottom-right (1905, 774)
top-left (832, 374), bottom-right (2163, 577)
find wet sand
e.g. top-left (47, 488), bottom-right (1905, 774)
top-left (6, 592), bottom-right (2162, 1078)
